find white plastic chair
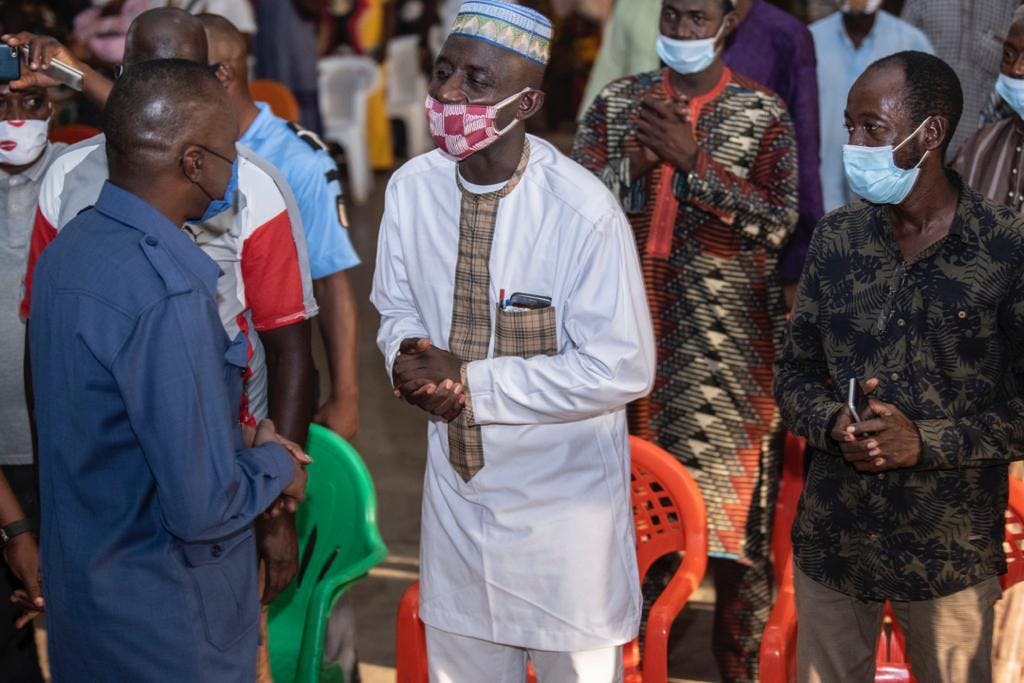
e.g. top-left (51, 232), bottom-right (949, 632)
top-left (385, 35), bottom-right (432, 158)
top-left (318, 55), bottom-right (379, 205)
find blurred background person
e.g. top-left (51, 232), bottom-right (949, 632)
top-left (810, 0), bottom-right (932, 212)
top-left (165, 0), bottom-right (257, 45)
top-left (902, 0), bottom-right (1018, 156)
top-left (580, 0), bottom-right (820, 305)
top-left (0, 68), bottom-right (61, 683)
top-left (953, 6), bottom-right (1024, 214)
top-left (255, 0), bottom-right (323, 132)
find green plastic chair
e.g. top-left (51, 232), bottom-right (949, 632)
top-left (268, 424), bottom-right (389, 682)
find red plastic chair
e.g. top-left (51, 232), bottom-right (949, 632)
top-left (251, 79), bottom-right (301, 122)
top-left (770, 433), bottom-right (806, 588)
top-left (48, 123), bottom-right (101, 144)
top-left (760, 475), bottom-right (1024, 683)
top-left (395, 436), bottom-right (709, 683)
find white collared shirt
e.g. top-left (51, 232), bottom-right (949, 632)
top-left (371, 135), bottom-right (656, 651)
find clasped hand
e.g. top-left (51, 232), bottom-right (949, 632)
top-left (392, 338), bottom-right (466, 422)
top-left (633, 93), bottom-right (699, 177)
top-left (830, 378), bottom-right (923, 473)
top-left (243, 419), bottom-right (311, 518)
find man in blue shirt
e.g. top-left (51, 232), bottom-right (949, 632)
top-left (201, 13), bottom-right (363, 440)
top-left (810, 0), bottom-right (934, 211)
top-left (28, 59), bottom-right (308, 682)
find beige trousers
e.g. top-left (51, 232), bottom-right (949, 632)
top-left (795, 565), bottom-right (1002, 683)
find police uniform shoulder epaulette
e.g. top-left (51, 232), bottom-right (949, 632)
top-left (287, 120), bottom-right (329, 153)
top-left (138, 234), bottom-right (190, 296)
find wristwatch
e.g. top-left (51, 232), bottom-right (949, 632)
top-left (0, 519), bottom-right (33, 549)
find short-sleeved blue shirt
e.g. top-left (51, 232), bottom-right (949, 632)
top-left (241, 102), bottom-right (360, 279)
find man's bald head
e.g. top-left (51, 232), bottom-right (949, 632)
top-left (104, 59), bottom-right (236, 179)
top-left (199, 13), bottom-right (249, 87)
top-left (123, 8), bottom-right (208, 68)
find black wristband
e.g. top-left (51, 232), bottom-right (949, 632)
top-left (0, 519), bottom-right (33, 549)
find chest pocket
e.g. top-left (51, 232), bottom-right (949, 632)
top-left (493, 305), bottom-right (558, 359)
top-left (924, 301), bottom-right (999, 379)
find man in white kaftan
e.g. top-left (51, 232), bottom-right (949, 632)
top-left (370, 2), bottom-right (655, 680)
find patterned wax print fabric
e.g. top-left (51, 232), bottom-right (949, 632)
top-left (775, 176), bottom-right (1024, 602)
top-left (572, 67), bottom-right (799, 564)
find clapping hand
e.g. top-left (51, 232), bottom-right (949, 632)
top-left (249, 419), bottom-right (311, 518)
top-left (393, 338), bottom-right (466, 422)
top-left (636, 93), bottom-right (699, 174)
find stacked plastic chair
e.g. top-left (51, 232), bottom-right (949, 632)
top-left (317, 55), bottom-right (379, 205)
top-left (385, 35), bottom-right (431, 158)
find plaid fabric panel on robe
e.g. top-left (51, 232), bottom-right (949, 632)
top-left (446, 141), bottom-right (532, 482)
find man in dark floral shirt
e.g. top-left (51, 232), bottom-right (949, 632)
top-left (775, 50), bottom-right (1024, 683)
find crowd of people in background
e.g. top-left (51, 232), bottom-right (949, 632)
top-left (3, 0), bottom-right (1024, 682)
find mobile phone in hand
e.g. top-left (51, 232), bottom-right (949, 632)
top-left (0, 46), bottom-right (19, 83)
top-left (17, 45), bottom-right (84, 91)
top-left (847, 378), bottom-right (869, 423)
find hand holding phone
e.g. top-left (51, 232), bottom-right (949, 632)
top-left (847, 378), bottom-right (871, 423)
top-left (0, 46), bottom-right (19, 82)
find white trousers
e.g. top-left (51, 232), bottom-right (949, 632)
top-left (425, 625), bottom-right (623, 683)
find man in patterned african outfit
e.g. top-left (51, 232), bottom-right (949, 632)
top-left (572, 0), bottom-right (798, 680)
top-left (776, 51), bottom-right (1024, 682)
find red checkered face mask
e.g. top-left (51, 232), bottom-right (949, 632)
top-left (425, 88), bottom-right (530, 160)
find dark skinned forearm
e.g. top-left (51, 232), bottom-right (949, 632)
top-left (254, 319), bottom-right (312, 604)
top-left (312, 271), bottom-right (360, 438)
top-left (260, 319), bottom-right (313, 445)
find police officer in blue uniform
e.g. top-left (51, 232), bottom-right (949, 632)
top-left (28, 59), bottom-right (308, 682)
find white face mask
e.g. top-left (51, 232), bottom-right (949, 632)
top-left (0, 119), bottom-right (49, 166)
top-left (656, 21), bottom-right (728, 76)
top-left (840, 0), bottom-right (883, 14)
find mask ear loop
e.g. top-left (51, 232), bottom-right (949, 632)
top-left (892, 116), bottom-right (933, 169)
top-left (493, 87), bottom-right (534, 136)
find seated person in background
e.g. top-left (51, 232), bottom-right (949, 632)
top-left (0, 74), bottom-right (62, 683)
top-left (8, 7), bottom-right (317, 604)
top-left (952, 6), bottom-right (1024, 214)
top-left (776, 51), bottom-right (1024, 683)
top-left (29, 57), bottom-right (308, 683)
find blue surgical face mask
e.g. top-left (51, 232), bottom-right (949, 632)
top-left (201, 160), bottom-right (238, 221)
top-left (190, 146), bottom-right (238, 222)
top-left (842, 117), bottom-right (931, 205)
top-left (656, 21), bottom-right (727, 76)
top-left (996, 73), bottom-right (1024, 119)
